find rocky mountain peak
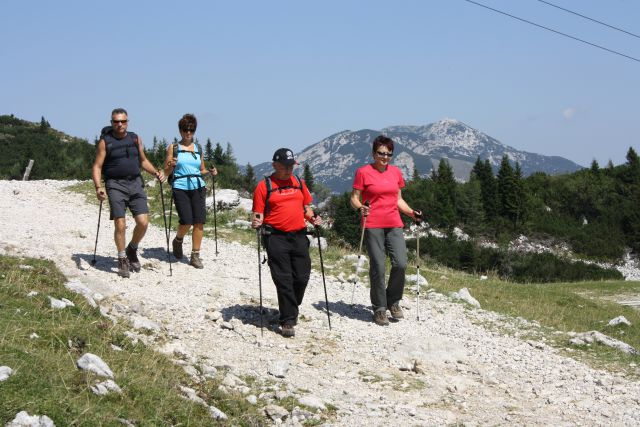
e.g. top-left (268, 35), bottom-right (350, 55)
top-left (255, 119), bottom-right (582, 193)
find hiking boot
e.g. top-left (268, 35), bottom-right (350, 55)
top-left (117, 257), bottom-right (130, 278)
top-left (389, 302), bottom-right (404, 320)
top-left (190, 252), bottom-right (204, 269)
top-left (373, 310), bottom-right (389, 326)
top-left (125, 244), bottom-right (141, 272)
top-left (281, 324), bottom-right (295, 337)
top-left (172, 238), bottom-right (183, 259)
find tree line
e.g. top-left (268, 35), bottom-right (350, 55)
top-left (327, 148), bottom-right (640, 266)
top-left (3, 113), bottom-right (637, 279)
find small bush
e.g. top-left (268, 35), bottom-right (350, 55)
top-left (410, 235), bottom-right (622, 283)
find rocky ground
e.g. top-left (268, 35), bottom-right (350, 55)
top-left (1, 180), bottom-right (640, 426)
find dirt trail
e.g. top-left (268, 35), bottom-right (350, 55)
top-left (2, 180), bottom-right (639, 426)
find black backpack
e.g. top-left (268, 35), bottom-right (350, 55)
top-left (168, 142), bottom-right (204, 186)
top-left (100, 126), bottom-right (139, 159)
top-left (263, 174), bottom-right (306, 217)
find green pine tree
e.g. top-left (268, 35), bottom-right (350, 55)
top-left (244, 163), bottom-right (257, 191)
top-left (432, 158), bottom-right (457, 228)
top-left (302, 164), bottom-right (315, 192)
top-left (213, 143), bottom-right (225, 165)
top-left (205, 138), bottom-right (214, 162)
top-left (223, 142), bottom-right (236, 165)
top-left (472, 157), bottom-right (498, 222)
top-left (497, 155), bottom-right (519, 226)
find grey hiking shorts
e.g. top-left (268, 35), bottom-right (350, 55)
top-left (105, 177), bottom-right (149, 220)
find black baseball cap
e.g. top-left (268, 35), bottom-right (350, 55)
top-left (272, 148), bottom-right (298, 165)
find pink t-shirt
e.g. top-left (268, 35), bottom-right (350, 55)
top-left (352, 164), bottom-right (405, 228)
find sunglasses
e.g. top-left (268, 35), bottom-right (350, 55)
top-left (111, 119), bottom-right (128, 124)
top-left (181, 128), bottom-right (196, 133)
top-left (376, 151), bottom-right (393, 158)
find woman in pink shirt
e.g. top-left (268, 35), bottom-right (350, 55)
top-left (350, 135), bottom-right (422, 326)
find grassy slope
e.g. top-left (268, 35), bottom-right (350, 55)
top-left (0, 255), bottom-right (268, 426)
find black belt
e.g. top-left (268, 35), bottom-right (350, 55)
top-left (262, 225), bottom-right (309, 236)
top-left (106, 174), bottom-right (141, 181)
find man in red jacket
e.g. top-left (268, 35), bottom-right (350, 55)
top-left (252, 148), bottom-right (322, 337)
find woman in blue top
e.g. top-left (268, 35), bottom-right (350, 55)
top-left (163, 114), bottom-right (217, 268)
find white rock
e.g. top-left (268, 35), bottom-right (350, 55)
top-left (26, 291), bottom-right (38, 297)
top-left (60, 298), bottom-right (75, 307)
top-left (246, 394), bottom-right (258, 404)
top-left (608, 316), bottom-right (632, 326)
top-left (407, 274), bottom-right (428, 286)
top-left (206, 310), bottom-right (223, 322)
top-left (209, 405), bottom-right (228, 420)
top-left (268, 360), bottom-right (290, 378)
top-left (569, 331), bottom-right (638, 355)
top-left (183, 365), bottom-right (200, 377)
top-left (29, 333), bottom-right (39, 339)
top-left (6, 411), bottom-right (55, 427)
top-left (48, 296), bottom-right (73, 309)
top-left (264, 404), bottom-right (289, 421)
top-left (179, 386), bottom-right (206, 405)
top-left (208, 189), bottom-right (240, 210)
top-left (131, 315), bottom-right (162, 333)
top-left (201, 364), bottom-right (218, 378)
top-left (450, 288), bottom-right (480, 308)
top-left (90, 379), bottom-right (122, 396)
top-left (64, 279), bottom-right (97, 307)
top-left (76, 353), bottom-right (114, 378)
top-left (308, 235), bottom-right (327, 250)
top-left (221, 321), bottom-right (234, 330)
top-left (299, 395), bottom-right (326, 410)
top-left (0, 366), bottom-right (14, 381)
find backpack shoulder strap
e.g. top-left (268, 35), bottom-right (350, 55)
top-left (294, 174), bottom-right (308, 212)
top-left (100, 126), bottom-right (113, 157)
top-left (172, 143), bottom-right (179, 160)
top-left (264, 176), bottom-right (273, 217)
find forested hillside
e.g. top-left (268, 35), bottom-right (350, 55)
top-left (0, 115), bottom-right (257, 192)
top-left (0, 115), bottom-right (96, 180)
top-left (326, 149), bottom-right (639, 282)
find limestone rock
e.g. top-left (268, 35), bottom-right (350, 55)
top-left (76, 353), bottom-right (114, 378)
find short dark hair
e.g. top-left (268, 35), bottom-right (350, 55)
top-left (372, 135), bottom-right (394, 153)
top-left (111, 108), bottom-right (128, 117)
top-left (179, 113), bottom-right (197, 131)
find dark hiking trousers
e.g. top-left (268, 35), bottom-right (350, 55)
top-left (364, 227), bottom-right (408, 313)
top-left (265, 231), bottom-right (311, 326)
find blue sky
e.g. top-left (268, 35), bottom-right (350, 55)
top-left (1, 0), bottom-right (638, 168)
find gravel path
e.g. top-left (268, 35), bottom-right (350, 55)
top-left (2, 180), bottom-right (639, 426)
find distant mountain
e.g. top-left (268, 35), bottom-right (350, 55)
top-left (254, 118), bottom-right (583, 193)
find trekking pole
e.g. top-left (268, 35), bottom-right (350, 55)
top-left (159, 181), bottom-right (173, 276)
top-left (91, 200), bottom-right (103, 266)
top-left (351, 200), bottom-right (370, 305)
top-left (211, 175), bottom-right (219, 256)
top-left (415, 224), bottom-right (421, 321)
top-left (413, 210), bottom-right (423, 321)
top-left (256, 224), bottom-right (264, 337)
top-left (314, 220), bottom-right (332, 330)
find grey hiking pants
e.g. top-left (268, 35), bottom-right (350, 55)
top-left (364, 227), bottom-right (408, 313)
